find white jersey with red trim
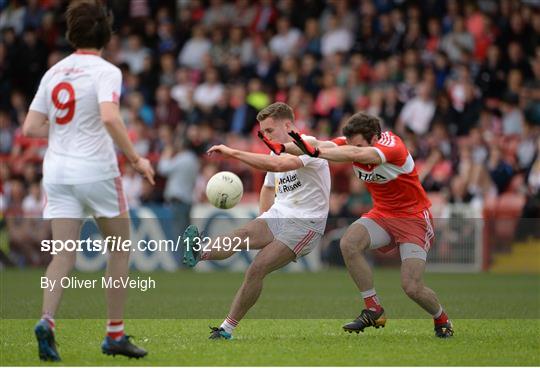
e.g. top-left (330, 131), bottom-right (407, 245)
top-left (29, 52), bottom-right (121, 184)
top-left (261, 153), bottom-right (330, 234)
top-left (333, 131), bottom-right (431, 215)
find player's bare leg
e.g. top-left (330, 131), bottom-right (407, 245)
top-left (35, 219), bottom-right (81, 361)
top-left (182, 219), bottom-right (274, 266)
top-left (340, 223), bottom-right (386, 333)
top-left (41, 219), bottom-right (82, 318)
top-left (209, 240), bottom-right (295, 339)
top-left (339, 223), bottom-right (373, 291)
top-left (401, 256), bottom-right (454, 338)
top-left (95, 213), bottom-right (131, 322)
top-left (96, 212), bottom-right (148, 358)
top-left (400, 257), bottom-right (440, 314)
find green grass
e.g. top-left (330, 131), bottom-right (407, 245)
top-left (1, 269), bottom-right (539, 366)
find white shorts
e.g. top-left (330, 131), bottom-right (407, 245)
top-left (259, 209), bottom-right (322, 259)
top-left (354, 217), bottom-right (428, 261)
top-left (43, 177), bottom-right (128, 219)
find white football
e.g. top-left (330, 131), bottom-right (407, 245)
top-left (206, 171), bottom-right (244, 209)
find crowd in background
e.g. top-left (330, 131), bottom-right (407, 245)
top-left (1, 0), bottom-right (540, 265)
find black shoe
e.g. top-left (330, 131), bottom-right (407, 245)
top-left (343, 308), bottom-right (386, 333)
top-left (34, 319), bottom-right (60, 361)
top-left (435, 321), bottom-right (454, 338)
top-left (209, 326), bottom-right (232, 340)
top-left (101, 335), bottom-right (148, 359)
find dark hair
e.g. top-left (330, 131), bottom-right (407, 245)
top-left (256, 102), bottom-right (294, 122)
top-left (66, 0), bottom-right (111, 49)
top-left (342, 112), bottom-right (382, 142)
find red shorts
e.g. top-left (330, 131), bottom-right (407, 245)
top-left (362, 208), bottom-right (435, 253)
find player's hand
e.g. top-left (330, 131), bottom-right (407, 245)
top-left (132, 157), bottom-right (155, 185)
top-left (288, 131), bottom-right (319, 157)
top-left (207, 144), bottom-right (235, 157)
top-left (257, 131), bottom-right (285, 155)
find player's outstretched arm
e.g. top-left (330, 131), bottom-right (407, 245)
top-left (207, 144), bottom-right (303, 172)
top-left (318, 145), bottom-right (382, 164)
top-left (100, 102), bottom-right (155, 185)
top-left (283, 139), bottom-right (337, 156)
top-left (284, 132), bottom-right (338, 156)
top-left (22, 111), bottom-right (49, 138)
top-left (259, 185), bottom-right (275, 214)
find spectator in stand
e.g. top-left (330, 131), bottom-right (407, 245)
top-left (227, 26), bottom-right (255, 66)
top-left (230, 0), bottom-right (256, 29)
top-left (476, 45), bottom-right (506, 100)
top-left (250, 0), bottom-right (277, 34)
top-left (193, 67), bottom-right (225, 111)
top-left (157, 138), bottom-right (200, 238)
top-left (401, 20), bottom-right (425, 51)
top-left (178, 23), bottom-right (211, 70)
top-left (441, 16), bottom-right (475, 63)
top-left (5, 177), bottom-right (47, 266)
top-left (299, 18), bottom-right (322, 57)
top-left (425, 17), bottom-right (442, 57)
top-left (128, 91), bottom-right (154, 126)
top-left (321, 14), bottom-right (353, 57)
top-left (122, 164), bottom-right (143, 209)
top-left (314, 72), bottom-right (340, 118)
top-left (228, 84), bottom-right (258, 136)
top-left (203, 0), bottom-right (235, 28)
top-left (21, 180), bottom-right (43, 217)
top-left (501, 93), bottom-right (524, 136)
top-left (154, 85), bottom-right (181, 129)
top-left (171, 67), bottom-right (194, 112)
top-left (0, 109), bottom-right (13, 155)
top-left (397, 82), bottom-right (436, 136)
top-left (246, 77), bottom-right (270, 111)
top-left (120, 34), bottom-right (151, 75)
top-left (269, 16), bottom-right (301, 58)
top-left (0, 1), bottom-right (25, 34)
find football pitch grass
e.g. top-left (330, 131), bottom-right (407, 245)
top-left (1, 269), bottom-right (539, 366)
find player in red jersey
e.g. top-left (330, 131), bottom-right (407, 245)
top-left (281, 112), bottom-right (453, 338)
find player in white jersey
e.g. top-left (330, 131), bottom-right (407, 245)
top-left (181, 102), bottom-right (330, 339)
top-left (22, 1), bottom-right (153, 361)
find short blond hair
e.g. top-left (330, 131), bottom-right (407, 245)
top-left (256, 102), bottom-right (294, 122)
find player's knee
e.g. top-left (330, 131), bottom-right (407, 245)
top-left (245, 262), bottom-right (268, 281)
top-left (235, 227), bottom-right (250, 241)
top-left (401, 279), bottom-right (423, 299)
top-left (108, 248), bottom-right (130, 259)
top-left (340, 231), bottom-right (369, 256)
top-left (52, 252), bottom-right (77, 269)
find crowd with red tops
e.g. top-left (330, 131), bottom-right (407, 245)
top-left (1, 0), bottom-right (539, 265)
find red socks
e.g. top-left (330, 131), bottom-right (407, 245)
top-left (107, 320), bottom-right (125, 341)
top-left (361, 289), bottom-right (383, 313)
top-left (433, 307), bottom-right (449, 325)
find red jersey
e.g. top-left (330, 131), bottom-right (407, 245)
top-left (332, 131), bottom-right (431, 215)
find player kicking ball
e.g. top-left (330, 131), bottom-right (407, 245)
top-left (23, 1), bottom-right (153, 361)
top-left (182, 102), bottom-right (330, 339)
top-left (281, 112), bottom-right (453, 338)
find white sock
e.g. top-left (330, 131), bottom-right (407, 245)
top-left (41, 313), bottom-right (56, 331)
top-left (360, 288), bottom-right (377, 299)
top-left (432, 305), bottom-right (443, 319)
top-left (220, 315), bottom-right (238, 334)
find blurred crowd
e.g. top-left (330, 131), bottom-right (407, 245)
top-left (1, 0), bottom-right (540, 265)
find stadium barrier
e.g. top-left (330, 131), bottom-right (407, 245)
top-left (70, 202), bottom-right (483, 273)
